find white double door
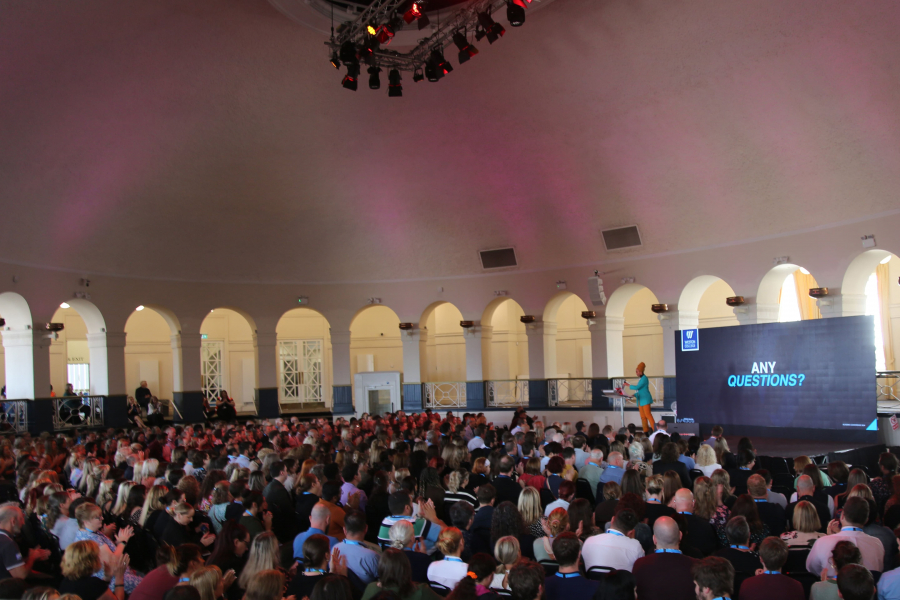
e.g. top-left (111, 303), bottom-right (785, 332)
top-left (279, 340), bottom-right (324, 405)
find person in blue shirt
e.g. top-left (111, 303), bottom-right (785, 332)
top-left (624, 362), bottom-right (653, 433)
top-left (597, 452), bottom-right (625, 493)
top-left (334, 509), bottom-right (380, 584)
top-left (293, 502), bottom-right (338, 559)
top-left (543, 531), bottom-right (600, 598)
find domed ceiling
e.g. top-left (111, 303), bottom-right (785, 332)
top-left (1, 0), bottom-right (899, 284)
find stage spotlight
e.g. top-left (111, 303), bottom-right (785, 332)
top-left (339, 41), bottom-right (357, 63)
top-left (388, 69), bottom-right (402, 97)
top-left (367, 24), bottom-right (377, 35)
top-left (376, 24), bottom-right (395, 44)
top-left (330, 52), bottom-right (341, 69)
top-left (474, 26), bottom-right (486, 41)
top-left (477, 12), bottom-right (505, 43)
top-left (403, 1), bottom-right (423, 24)
top-left (452, 31), bottom-right (479, 64)
top-left (428, 49), bottom-right (452, 77)
top-left (368, 66), bottom-right (382, 89)
top-left (424, 61), bottom-right (441, 82)
top-left (342, 62), bottom-right (360, 91)
top-left (412, 69), bottom-right (424, 83)
top-left (507, 1), bottom-right (525, 26)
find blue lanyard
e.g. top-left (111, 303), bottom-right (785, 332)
top-left (731, 545), bottom-right (750, 550)
top-left (607, 529), bottom-right (625, 537)
top-left (180, 577), bottom-right (190, 583)
top-left (445, 557), bottom-right (464, 562)
top-left (763, 571), bottom-right (779, 575)
top-left (244, 510), bottom-right (253, 517)
top-left (841, 527), bottom-right (863, 532)
top-left (343, 540), bottom-right (361, 546)
top-left (656, 549), bottom-right (682, 554)
top-left (753, 499), bottom-right (766, 503)
top-left (305, 568), bottom-right (325, 574)
top-left (555, 572), bottom-right (580, 578)
top-left (646, 498), bottom-right (660, 504)
top-left (679, 511), bottom-right (692, 515)
top-left (739, 467), bottom-right (750, 470)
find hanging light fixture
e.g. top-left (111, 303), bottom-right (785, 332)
top-left (342, 62), bottom-right (360, 90)
top-left (368, 66), bottom-right (382, 89)
top-left (452, 31), bottom-right (479, 64)
top-left (388, 69), bottom-right (403, 97)
top-left (506, 0), bottom-right (526, 27)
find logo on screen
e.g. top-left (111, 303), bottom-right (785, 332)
top-left (681, 329), bottom-right (699, 351)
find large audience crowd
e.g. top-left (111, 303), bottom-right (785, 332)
top-left (0, 408), bottom-right (897, 600)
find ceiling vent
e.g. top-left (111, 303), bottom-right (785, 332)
top-left (480, 247), bottom-right (518, 270)
top-left (601, 225), bottom-right (642, 251)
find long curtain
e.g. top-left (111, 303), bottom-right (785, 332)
top-left (793, 270), bottom-right (822, 320)
top-left (877, 263), bottom-right (896, 371)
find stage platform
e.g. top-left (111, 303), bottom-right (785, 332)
top-left (736, 436), bottom-right (882, 459)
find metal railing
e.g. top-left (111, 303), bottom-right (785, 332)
top-left (0, 401), bottom-right (27, 433)
top-left (423, 382), bottom-right (467, 409)
top-left (611, 377), bottom-right (668, 407)
top-left (53, 396), bottom-right (103, 429)
top-left (877, 372), bottom-right (900, 403)
top-left (548, 379), bottom-right (593, 407)
top-left (486, 380), bottom-right (529, 408)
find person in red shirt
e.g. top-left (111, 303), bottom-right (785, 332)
top-left (739, 537), bottom-right (804, 600)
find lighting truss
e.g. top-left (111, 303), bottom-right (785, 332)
top-left (326, 0), bottom-right (513, 73)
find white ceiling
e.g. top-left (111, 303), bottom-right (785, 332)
top-left (1, 0), bottom-right (900, 284)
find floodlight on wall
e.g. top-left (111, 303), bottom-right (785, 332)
top-left (725, 296), bottom-right (746, 307)
top-left (136, 305), bottom-right (145, 311)
top-left (368, 297), bottom-right (382, 305)
top-left (520, 315), bottom-right (536, 324)
top-left (398, 322), bottom-right (415, 330)
top-left (460, 321), bottom-right (475, 328)
top-left (650, 304), bottom-right (669, 314)
top-left (494, 290), bottom-right (508, 297)
top-left (809, 288), bottom-right (829, 298)
top-left (59, 302), bottom-right (70, 309)
top-left (45, 323), bottom-right (64, 332)
top-left (862, 235), bottom-right (876, 248)
top-left (773, 256), bottom-right (790, 266)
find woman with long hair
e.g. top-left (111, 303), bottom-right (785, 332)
top-left (237, 532), bottom-right (283, 591)
top-left (714, 437), bottom-right (733, 470)
top-left (489, 502), bottom-right (533, 560)
top-left (244, 570), bottom-right (287, 600)
top-left (73, 503), bottom-right (142, 594)
top-left (419, 467), bottom-right (445, 517)
top-left (444, 470), bottom-right (476, 520)
top-left (695, 445), bottom-right (721, 478)
top-left (445, 553), bottom-right (497, 600)
top-left (360, 548), bottom-right (440, 600)
top-left (468, 458), bottom-right (490, 491)
top-left (661, 471), bottom-right (681, 507)
top-left (190, 566), bottom-right (236, 600)
top-left (620, 471), bottom-right (645, 498)
top-left (285, 534), bottom-right (331, 600)
top-left (722, 494), bottom-right (769, 548)
top-left (709, 469), bottom-right (736, 510)
top-left (517, 459), bottom-right (546, 492)
top-left (490, 536), bottom-right (520, 591)
top-left (693, 476), bottom-right (730, 532)
top-left (206, 522), bottom-right (250, 589)
top-left (138, 485), bottom-right (169, 529)
top-left (871, 452), bottom-right (899, 513)
top-left (836, 469), bottom-right (869, 512)
top-left (517, 487), bottom-right (544, 538)
top-left (121, 485), bottom-right (146, 528)
top-left (566, 498), bottom-right (599, 540)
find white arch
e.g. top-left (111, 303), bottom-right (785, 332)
top-left (66, 299), bottom-right (107, 333)
top-left (0, 292), bottom-right (39, 399)
top-left (757, 264), bottom-right (802, 307)
top-left (0, 292), bottom-right (33, 331)
top-left (842, 249), bottom-right (895, 297)
top-left (678, 275), bottom-right (724, 312)
top-left (606, 283), bottom-right (652, 319)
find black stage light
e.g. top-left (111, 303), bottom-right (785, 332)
top-left (368, 66), bottom-right (382, 89)
top-left (330, 52), bottom-right (341, 69)
top-left (474, 26), bottom-right (486, 41)
top-left (424, 62), bottom-right (440, 82)
top-left (427, 49), bottom-right (452, 79)
top-left (477, 12), bottom-right (505, 43)
top-left (342, 62), bottom-right (360, 91)
top-left (388, 69), bottom-right (402, 97)
top-left (339, 41), bottom-right (357, 63)
top-left (452, 31), bottom-right (479, 64)
top-left (507, 1), bottom-right (525, 26)
top-left (412, 69), bottom-right (424, 83)
top-left (376, 24), bottom-right (395, 44)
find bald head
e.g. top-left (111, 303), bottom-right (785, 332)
top-left (673, 489), bottom-right (694, 512)
top-left (310, 502), bottom-right (331, 529)
top-left (797, 475), bottom-right (814, 495)
top-left (653, 516), bottom-right (681, 548)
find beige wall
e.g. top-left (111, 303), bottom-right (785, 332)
top-left (623, 287), bottom-right (664, 377)
top-left (554, 294), bottom-right (591, 378)
top-left (487, 299), bottom-right (528, 380)
top-left (422, 303), bottom-right (466, 382)
top-left (200, 308), bottom-right (256, 410)
top-left (124, 308), bottom-right (175, 401)
top-left (698, 279), bottom-right (739, 328)
top-left (350, 305), bottom-right (403, 380)
top-left (276, 308), bottom-right (333, 406)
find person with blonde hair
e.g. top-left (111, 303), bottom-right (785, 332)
top-left (74, 503), bottom-right (142, 594)
top-left (388, 519), bottom-right (431, 583)
top-left (237, 532), bottom-right (280, 591)
top-left (534, 507), bottom-right (568, 562)
top-left (644, 474), bottom-right (676, 526)
top-left (59, 540), bottom-right (127, 600)
top-left (490, 536), bottom-right (521, 590)
top-left (243, 570), bottom-right (286, 600)
top-left (694, 476), bottom-right (730, 533)
top-left (426, 527), bottom-right (467, 589)
top-left (780, 501), bottom-right (825, 548)
top-left (443, 470), bottom-right (475, 518)
top-left (516, 486), bottom-right (544, 538)
top-left (189, 565), bottom-right (235, 600)
top-left (695, 445), bottom-right (722, 478)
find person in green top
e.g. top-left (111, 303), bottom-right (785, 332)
top-left (624, 361), bottom-right (653, 433)
top-left (360, 548), bottom-right (442, 600)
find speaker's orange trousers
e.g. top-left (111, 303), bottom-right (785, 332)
top-left (639, 404), bottom-right (654, 433)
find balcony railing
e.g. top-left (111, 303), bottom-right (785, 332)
top-left (53, 396), bottom-right (104, 429)
top-left (548, 379), bottom-right (593, 407)
top-left (0, 401), bottom-right (27, 433)
top-left (877, 371), bottom-right (900, 403)
top-left (486, 380), bottom-right (529, 408)
top-left (611, 377), bottom-right (668, 407)
top-left (423, 382), bottom-right (467, 409)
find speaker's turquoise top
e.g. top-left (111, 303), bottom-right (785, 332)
top-left (631, 374), bottom-right (653, 406)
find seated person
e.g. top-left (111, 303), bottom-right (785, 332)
top-left (633, 516), bottom-right (697, 600)
top-left (543, 532), bottom-right (600, 598)
top-left (713, 516), bottom-right (763, 575)
top-left (738, 537), bottom-right (804, 600)
top-left (810, 541), bottom-right (861, 600)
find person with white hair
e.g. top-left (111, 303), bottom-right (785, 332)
top-left (579, 449), bottom-right (605, 498)
top-left (388, 519), bottom-right (431, 583)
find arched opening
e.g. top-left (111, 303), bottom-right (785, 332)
top-left (124, 305), bottom-right (179, 406)
top-left (757, 264), bottom-right (822, 322)
top-left (419, 302), bottom-right (466, 382)
top-left (680, 276), bottom-right (740, 328)
top-left (481, 298), bottom-right (528, 380)
top-left (276, 308), bottom-right (332, 411)
top-left (350, 304), bottom-right (402, 377)
top-left (541, 292), bottom-right (591, 379)
top-left (0, 292), bottom-right (34, 398)
top-left (49, 304), bottom-right (92, 396)
top-left (842, 250), bottom-right (899, 372)
top-left (199, 308), bottom-right (257, 414)
top-left (611, 285), bottom-right (664, 378)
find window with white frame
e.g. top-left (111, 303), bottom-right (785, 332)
top-left (279, 340), bottom-right (323, 405)
top-left (67, 363), bottom-right (90, 395)
top-left (201, 341), bottom-right (224, 400)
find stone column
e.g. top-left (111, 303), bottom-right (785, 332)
top-left (330, 330), bottom-right (353, 414)
top-left (463, 326), bottom-right (486, 382)
top-left (86, 332), bottom-right (127, 396)
top-left (524, 321), bottom-right (557, 380)
top-left (253, 331), bottom-right (278, 417)
top-left (2, 329), bottom-right (51, 399)
top-left (171, 332), bottom-right (203, 423)
top-left (733, 304), bottom-right (780, 325)
top-left (401, 330), bottom-right (424, 384)
top-left (589, 316), bottom-right (624, 379)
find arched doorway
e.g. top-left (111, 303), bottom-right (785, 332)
top-left (541, 292), bottom-right (591, 379)
top-left (757, 264), bottom-right (822, 323)
top-left (842, 250), bottom-right (899, 372)
top-left (349, 305), bottom-right (402, 415)
top-left (0, 292), bottom-right (37, 399)
top-left (419, 302), bottom-right (466, 382)
top-left (606, 284), bottom-right (664, 378)
top-left (124, 305), bottom-right (179, 406)
top-left (679, 276), bottom-right (740, 329)
top-left (481, 298), bottom-right (528, 380)
top-left (276, 308), bottom-right (332, 412)
top-left (48, 304), bottom-right (91, 396)
top-left (199, 308), bottom-right (258, 414)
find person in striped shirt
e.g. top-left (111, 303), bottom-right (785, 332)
top-left (378, 492), bottom-right (445, 553)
